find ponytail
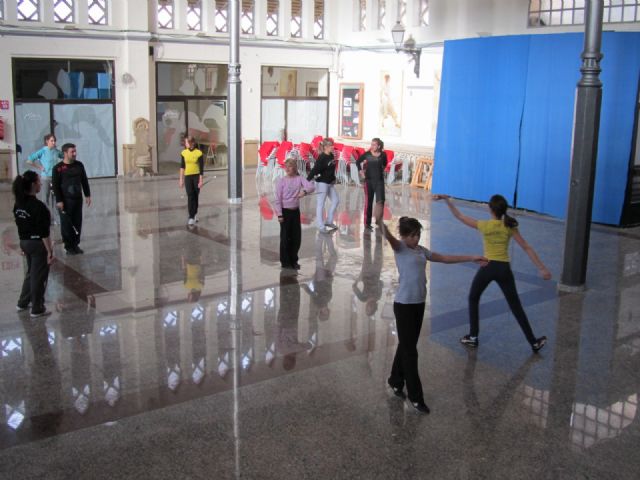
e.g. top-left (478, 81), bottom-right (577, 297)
top-left (489, 194), bottom-right (518, 229)
top-left (12, 171), bottom-right (39, 205)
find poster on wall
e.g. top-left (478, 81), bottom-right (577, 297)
top-left (339, 83), bottom-right (363, 139)
top-left (279, 70), bottom-right (297, 97)
top-left (379, 70), bottom-right (403, 136)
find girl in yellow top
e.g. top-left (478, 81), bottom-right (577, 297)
top-left (433, 194), bottom-right (551, 353)
top-left (179, 136), bottom-right (204, 226)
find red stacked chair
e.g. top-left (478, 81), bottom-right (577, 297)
top-left (384, 150), bottom-right (401, 184)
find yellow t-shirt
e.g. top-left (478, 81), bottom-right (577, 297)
top-left (184, 263), bottom-right (203, 291)
top-left (477, 219), bottom-right (515, 262)
top-left (181, 148), bottom-right (203, 176)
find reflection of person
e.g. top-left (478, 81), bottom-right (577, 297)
top-left (307, 138), bottom-right (340, 233)
top-left (26, 133), bottom-right (63, 213)
top-left (13, 171), bottom-right (54, 318)
top-left (379, 214), bottom-right (486, 414)
top-left (277, 271), bottom-right (307, 370)
top-left (183, 239), bottom-right (204, 302)
top-left (52, 143), bottom-right (92, 255)
top-left (274, 158), bottom-right (315, 270)
top-left (303, 233), bottom-right (337, 340)
top-left (356, 138), bottom-right (388, 230)
top-left (352, 232), bottom-right (384, 317)
top-left (380, 74), bottom-right (401, 129)
top-left (433, 194), bottom-right (551, 352)
top-left (179, 135), bottom-right (204, 226)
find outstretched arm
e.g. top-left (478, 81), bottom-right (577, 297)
top-left (432, 194), bottom-right (478, 229)
top-left (512, 230), bottom-right (552, 280)
top-left (430, 252), bottom-right (487, 265)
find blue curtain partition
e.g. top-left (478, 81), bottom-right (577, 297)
top-left (433, 32), bottom-right (640, 225)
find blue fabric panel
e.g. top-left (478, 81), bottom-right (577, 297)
top-left (592, 32), bottom-right (640, 224)
top-left (433, 36), bottom-right (530, 204)
top-left (517, 33), bottom-right (582, 218)
top-left (518, 32), bottom-right (640, 224)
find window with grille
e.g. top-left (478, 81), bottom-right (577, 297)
top-left (314, 0), bottom-right (324, 39)
top-left (186, 0), bottom-right (202, 30)
top-left (291, 0), bottom-right (301, 37)
top-left (359, 0), bottom-right (366, 31)
top-left (87, 0), bottom-right (107, 25)
top-left (529, 0), bottom-right (640, 27)
top-left (266, 0), bottom-right (279, 36)
top-left (158, 0), bottom-right (174, 29)
top-left (17, 0), bottom-right (40, 21)
top-left (399, 0), bottom-right (407, 25)
top-left (378, 0), bottom-right (386, 29)
top-left (215, 0), bottom-right (228, 32)
top-left (241, 0), bottom-right (254, 34)
top-left (420, 0), bottom-right (429, 26)
top-left (54, 0), bottom-right (74, 23)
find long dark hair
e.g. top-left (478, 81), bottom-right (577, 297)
top-left (372, 137), bottom-right (384, 151)
top-left (489, 194), bottom-right (518, 228)
top-left (398, 216), bottom-right (422, 237)
top-left (12, 171), bottom-right (39, 205)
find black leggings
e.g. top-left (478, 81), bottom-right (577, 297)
top-left (184, 174), bottom-right (200, 219)
top-left (389, 302), bottom-right (425, 403)
top-left (468, 261), bottom-right (536, 344)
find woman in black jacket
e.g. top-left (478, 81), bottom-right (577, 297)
top-left (356, 138), bottom-right (388, 230)
top-left (13, 171), bottom-right (54, 318)
top-left (307, 138), bottom-right (340, 233)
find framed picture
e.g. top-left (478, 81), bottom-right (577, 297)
top-left (379, 70), bottom-right (403, 136)
top-left (279, 69), bottom-right (297, 97)
top-left (306, 81), bottom-right (319, 96)
top-left (339, 83), bottom-right (364, 139)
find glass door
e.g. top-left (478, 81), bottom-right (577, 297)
top-left (156, 101), bottom-right (187, 175)
top-left (15, 103), bottom-right (50, 174)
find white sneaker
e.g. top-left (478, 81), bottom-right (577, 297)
top-left (188, 218), bottom-right (195, 226)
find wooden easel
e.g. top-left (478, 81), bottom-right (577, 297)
top-left (410, 157), bottom-right (434, 190)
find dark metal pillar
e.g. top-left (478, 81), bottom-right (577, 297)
top-left (559, 0), bottom-right (604, 292)
top-left (228, 0), bottom-right (242, 203)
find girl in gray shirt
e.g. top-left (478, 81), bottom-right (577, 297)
top-left (379, 214), bottom-right (486, 414)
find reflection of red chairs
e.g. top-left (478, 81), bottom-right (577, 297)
top-left (300, 213), bottom-right (311, 225)
top-left (338, 210), bottom-right (351, 226)
top-left (383, 204), bottom-right (392, 220)
top-left (273, 141), bottom-right (293, 179)
top-left (257, 141), bottom-right (279, 177)
top-left (310, 135), bottom-right (323, 154)
top-left (259, 195), bottom-right (274, 220)
top-left (297, 142), bottom-right (314, 173)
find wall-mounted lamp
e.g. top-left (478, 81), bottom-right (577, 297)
top-left (391, 21), bottom-right (421, 78)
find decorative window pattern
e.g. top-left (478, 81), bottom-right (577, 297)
top-left (266, 0), bottom-right (279, 36)
top-left (291, 0), bottom-right (301, 37)
top-left (529, 0), bottom-right (640, 27)
top-left (87, 0), bottom-right (107, 25)
top-left (241, 0), bottom-right (254, 34)
top-left (571, 394), bottom-right (638, 450)
top-left (215, 0), bottom-right (228, 32)
top-left (54, 0), bottom-right (74, 23)
top-left (399, 0), bottom-right (407, 25)
top-left (17, 0), bottom-right (40, 21)
top-left (378, 0), bottom-right (386, 29)
top-left (420, 0), bottom-right (429, 26)
top-left (157, 0), bottom-right (174, 29)
top-left (314, 0), bottom-right (324, 39)
top-left (359, 0), bottom-right (366, 31)
top-left (186, 0), bottom-right (202, 30)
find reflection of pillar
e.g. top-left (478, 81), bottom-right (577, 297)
top-left (70, 336), bottom-right (92, 415)
top-left (239, 293), bottom-right (255, 372)
top-left (190, 304), bottom-right (207, 385)
top-left (163, 310), bottom-right (181, 392)
top-left (263, 288), bottom-right (278, 365)
top-left (100, 324), bottom-right (122, 406)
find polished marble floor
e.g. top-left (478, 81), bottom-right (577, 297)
top-left (0, 171), bottom-right (638, 479)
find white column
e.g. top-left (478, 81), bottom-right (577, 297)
top-left (42, 0), bottom-right (55, 26)
top-left (202, 0), bottom-right (215, 33)
top-left (174, 0), bottom-right (187, 31)
top-left (4, 0), bottom-right (17, 23)
top-left (254, 0), bottom-right (266, 36)
top-left (76, 0), bottom-right (89, 27)
top-left (281, 0), bottom-right (291, 37)
top-left (302, 0), bottom-right (313, 39)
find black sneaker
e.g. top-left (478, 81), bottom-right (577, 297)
top-left (293, 263), bottom-right (301, 270)
top-left (460, 335), bottom-right (479, 347)
top-left (30, 310), bottom-right (52, 319)
top-left (407, 400), bottom-right (430, 414)
top-left (74, 246), bottom-right (84, 254)
top-left (531, 336), bottom-right (547, 353)
top-left (64, 247), bottom-right (77, 255)
top-left (387, 379), bottom-right (406, 399)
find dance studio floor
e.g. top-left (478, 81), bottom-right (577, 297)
top-left (0, 171), bottom-right (638, 479)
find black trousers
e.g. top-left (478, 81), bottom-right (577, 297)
top-left (468, 261), bottom-right (536, 344)
top-left (389, 302), bottom-right (426, 403)
top-left (364, 179), bottom-right (385, 226)
top-left (18, 239), bottom-right (50, 314)
top-left (60, 197), bottom-right (83, 249)
top-left (280, 208), bottom-right (301, 268)
top-left (184, 175), bottom-right (200, 219)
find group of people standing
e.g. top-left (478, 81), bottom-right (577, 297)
top-left (274, 136), bottom-right (552, 415)
top-left (13, 134), bottom-right (91, 318)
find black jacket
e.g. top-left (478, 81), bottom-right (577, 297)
top-left (356, 151), bottom-right (388, 182)
top-left (307, 153), bottom-right (336, 184)
top-left (13, 196), bottom-right (51, 240)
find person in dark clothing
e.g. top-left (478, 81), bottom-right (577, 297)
top-left (52, 143), bottom-right (92, 255)
top-left (13, 171), bottom-right (55, 318)
top-left (352, 232), bottom-right (384, 317)
top-left (307, 138), bottom-right (339, 233)
top-left (357, 138), bottom-right (388, 230)
top-left (179, 135), bottom-right (204, 226)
